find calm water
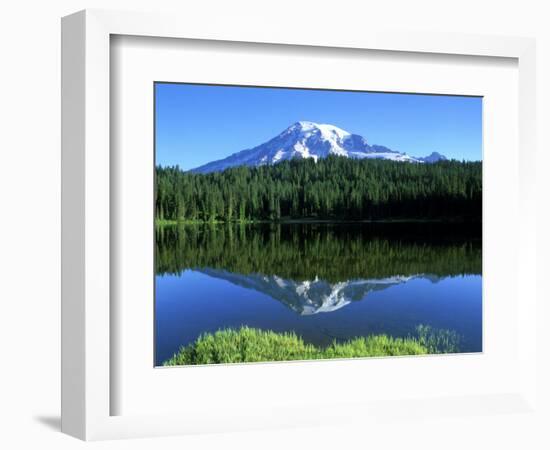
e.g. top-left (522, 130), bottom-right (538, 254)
top-left (155, 222), bottom-right (482, 365)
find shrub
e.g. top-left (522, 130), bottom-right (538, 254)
top-left (414, 324), bottom-right (461, 354)
top-left (163, 327), bottom-right (428, 366)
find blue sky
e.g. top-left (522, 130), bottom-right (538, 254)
top-left (155, 83), bottom-right (482, 169)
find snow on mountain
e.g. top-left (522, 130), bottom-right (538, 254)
top-left (197, 268), bottom-right (439, 315)
top-left (191, 121), bottom-right (447, 173)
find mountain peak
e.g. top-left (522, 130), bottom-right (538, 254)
top-left (190, 122), bottom-right (447, 173)
top-left (287, 121), bottom-right (351, 140)
top-left (291, 120), bottom-right (318, 129)
top-left (418, 151), bottom-right (448, 163)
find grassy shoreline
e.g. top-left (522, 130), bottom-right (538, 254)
top-left (156, 217), bottom-right (480, 227)
top-left (163, 327), bottom-right (434, 366)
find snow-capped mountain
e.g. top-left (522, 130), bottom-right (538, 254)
top-left (197, 268), bottom-right (441, 315)
top-left (191, 121), bottom-right (447, 173)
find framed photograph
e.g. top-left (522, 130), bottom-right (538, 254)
top-left (153, 83), bottom-right (482, 368)
top-left (61, 9), bottom-right (537, 440)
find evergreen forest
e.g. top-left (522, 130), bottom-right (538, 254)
top-left (155, 157), bottom-right (482, 223)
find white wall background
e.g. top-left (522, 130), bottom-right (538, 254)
top-left (0, 1), bottom-right (548, 449)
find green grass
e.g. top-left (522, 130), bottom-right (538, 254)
top-left (415, 324), bottom-right (461, 354)
top-left (155, 218), bottom-right (179, 226)
top-left (163, 327), bottom-right (429, 366)
top-left (155, 218), bottom-right (258, 226)
top-left (155, 217), bottom-right (469, 226)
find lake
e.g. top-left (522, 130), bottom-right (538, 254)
top-left (155, 222), bottom-right (482, 366)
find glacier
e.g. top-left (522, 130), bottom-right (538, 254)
top-left (191, 121), bottom-right (447, 173)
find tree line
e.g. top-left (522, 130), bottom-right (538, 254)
top-left (156, 157), bottom-right (482, 222)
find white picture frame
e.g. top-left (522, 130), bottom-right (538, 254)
top-left (61, 9), bottom-right (537, 441)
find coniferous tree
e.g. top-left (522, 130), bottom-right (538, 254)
top-left (155, 157), bottom-right (482, 223)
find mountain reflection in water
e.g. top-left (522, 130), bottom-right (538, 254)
top-left (196, 268), bottom-right (434, 315)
